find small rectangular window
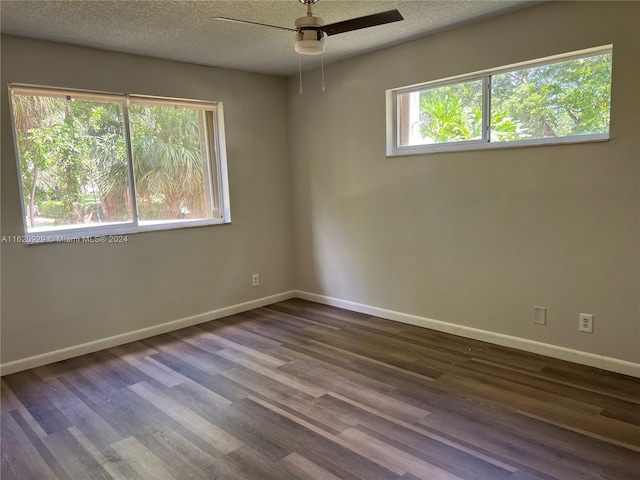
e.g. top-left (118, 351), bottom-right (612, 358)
top-left (9, 86), bottom-right (230, 242)
top-left (387, 46), bottom-right (612, 156)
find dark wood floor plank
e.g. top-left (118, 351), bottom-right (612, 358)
top-left (278, 359), bottom-right (430, 424)
top-left (7, 410), bottom-right (70, 480)
top-left (224, 446), bottom-right (303, 480)
top-left (67, 426), bottom-right (143, 480)
top-left (164, 381), bottom-right (291, 462)
top-left (286, 298), bottom-right (371, 320)
top-left (199, 317), bottom-right (283, 351)
top-left (316, 393), bottom-right (516, 479)
top-left (108, 341), bottom-right (189, 388)
top-left (439, 373), bottom-right (640, 450)
top-left (60, 372), bottom-right (229, 462)
top-left (471, 357), bottom-right (640, 404)
top-left (174, 327), bottom-right (287, 368)
top-left (57, 373), bottom-right (162, 439)
top-left (0, 412), bottom-right (59, 480)
top-left (601, 404), bottom-right (640, 426)
top-left (418, 401), bottom-right (640, 479)
top-left (41, 428), bottom-right (113, 480)
top-left (297, 325), bottom-right (445, 379)
top-left (277, 339), bottom-right (358, 366)
top-left (1, 380), bottom-right (23, 414)
top-left (141, 333), bottom-right (225, 376)
top-left (299, 304), bottom-right (404, 334)
top-left (216, 348), bottom-right (327, 398)
top-left (0, 380), bottom-right (48, 439)
top-left (276, 345), bottom-right (397, 393)
top-left (392, 324), bottom-right (496, 356)
top-left (2, 300), bottom-right (638, 480)
top-left (252, 390), bottom-right (353, 436)
top-left (465, 358), bottom-right (640, 412)
top-left (2, 371), bottom-right (74, 436)
top-left (249, 307), bottom-right (334, 332)
top-left (337, 426), bottom-right (462, 479)
top-left (40, 378), bottom-right (123, 451)
top-left (229, 397), bottom-right (399, 480)
top-left (135, 429), bottom-right (227, 480)
top-left (129, 381), bottom-right (243, 455)
top-left (281, 452), bottom-right (343, 480)
top-left (538, 365), bottom-right (640, 400)
top-left (265, 303), bottom-right (354, 330)
top-left (111, 436), bottom-right (175, 480)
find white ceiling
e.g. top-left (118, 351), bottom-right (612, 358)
top-left (0, 0), bottom-right (538, 76)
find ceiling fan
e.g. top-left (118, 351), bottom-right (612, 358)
top-left (214, 0), bottom-right (404, 55)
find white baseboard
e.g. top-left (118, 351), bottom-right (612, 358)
top-left (0, 291), bottom-right (296, 376)
top-left (295, 290), bottom-right (640, 378)
top-left (3, 289), bottom-right (638, 378)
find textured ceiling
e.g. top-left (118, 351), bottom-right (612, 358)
top-left (0, 0), bottom-right (538, 76)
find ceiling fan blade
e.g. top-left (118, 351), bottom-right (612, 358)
top-left (321, 9), bottom-right (403, 36)
top-left (213, 17), bottom-right (297, 33)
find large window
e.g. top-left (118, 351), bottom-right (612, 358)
top-left (387, 46), bottom-right (612, 155)
top-left (9, 85), bottom-right (230, 242)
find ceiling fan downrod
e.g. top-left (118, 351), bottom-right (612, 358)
top-left (298, 0), bottom-right (319, 16)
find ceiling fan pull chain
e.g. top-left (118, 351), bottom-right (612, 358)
top-left (321, 54), bottom-right (325, 92)
top-left (298, 55), bottom-right (304, 95)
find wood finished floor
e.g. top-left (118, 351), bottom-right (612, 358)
top-left (2, 299), bottom-right (639, 480)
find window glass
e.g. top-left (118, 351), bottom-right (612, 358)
top-left (398, 80), bottom-right (483, 146)
top-left (491, 53), bottom-right (612, 142)
top-left (11, 93), bottom-right (131, 232)
top-left (129, 104), bottom-right (213, 223)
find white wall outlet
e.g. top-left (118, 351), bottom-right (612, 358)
top-left (534, 306), bottom-right (546, 325)
top-left (252, 274), bottom-right (260, 287)
top-left (579, 313), bottom-right (594, 333)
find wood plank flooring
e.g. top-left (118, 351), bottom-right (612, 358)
top-left (2, 299), bottom-right (639, 479)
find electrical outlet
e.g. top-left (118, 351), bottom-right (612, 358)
top-left (252, 274), bottom-right (259, 287)
top-left (534, 306), bottom-right (546, 325)
top-left (579, 313), bottom-right (593, 333)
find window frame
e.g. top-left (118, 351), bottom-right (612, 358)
top-left (8, 84), bottom-right (231, 244)
top-left (386, 45), bottom-right (613, 157)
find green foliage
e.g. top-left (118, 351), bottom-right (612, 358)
top-left (128, 105), bottom-right (206, 220)
top-left (489, 110), bottom-right (522, 142)
top-left (491, 54), bottom-right (611, 140)
top-left (39, 200), bottom-right (64, 219)
top-left (419, 82), bottom-right (483, 143)
top-left (416, 53), bottom-right (611, 144)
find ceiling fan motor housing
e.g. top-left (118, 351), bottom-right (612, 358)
top-left (295, 15), bottom-right (325, 55)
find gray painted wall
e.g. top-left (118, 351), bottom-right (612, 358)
top-left (1, 36), bottom-right (295, 363)
top-left (288, 1), bottom-right (639, 362)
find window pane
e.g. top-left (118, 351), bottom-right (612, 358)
top-left (11, 93), bottom-right (131, 232)
top-left (398, 80), bottom-right (483, 146)
top-left (128, 104), bottom-right (215, 223)
top-left (491, 53), bottom-right (612, 142)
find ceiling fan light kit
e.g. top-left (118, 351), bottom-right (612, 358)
top-left (295, 14), bottom-right (325, 55)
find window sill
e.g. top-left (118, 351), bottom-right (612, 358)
top-left (386, 134), bottom-right (609, 158)
top-left (20, 217), bottom-right (231, 245)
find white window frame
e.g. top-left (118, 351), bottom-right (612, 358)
top-left (386, 45), bottom-right (613, 157)
top-left (9, 84), bottom-right (231, 244)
